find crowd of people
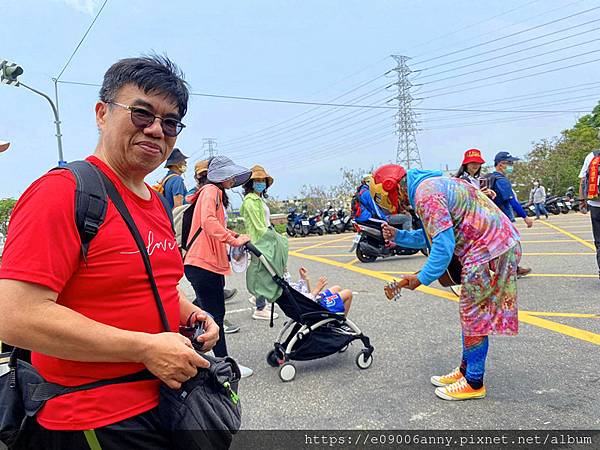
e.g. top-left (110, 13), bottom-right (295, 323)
top-left (0, 54), bottom-right (599, 448)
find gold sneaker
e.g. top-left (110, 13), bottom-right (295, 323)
top-left (430, 367), bottom-right (464, 387)
top-left (434, 378), bottom-right (486, 401)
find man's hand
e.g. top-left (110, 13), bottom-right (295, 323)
top-left (402, 274), bottom-right (422, 290)
top-left (382, 223), bottom-right (397, 242)
top-left (141, 332), bottom-right (209, 390)
top-left (188, 310), bottom-right (219, 352)
top-left (579, 200), bottom-right (588, 213)
top-left (524, 217), bottom-right (533, 228)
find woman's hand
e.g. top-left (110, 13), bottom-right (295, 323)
top-left (232, 234), bottom-right (251, 247)
top-left (382, 223), bottom-right (397, 242)
top-left (481, 188), bottom-right (496, 199)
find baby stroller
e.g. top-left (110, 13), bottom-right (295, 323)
top-left (245, 243), bottom-right (374, 382)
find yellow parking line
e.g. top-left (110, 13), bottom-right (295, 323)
top-left (345, 258), bottom-right (360, 267)
top-left (293, 236), bottom-right (352, 253)
top-left (520, 239), bottom-right (581, 243)
top-left (537, 221), bottom-right (596, 251)
top-left (524, 311), bottom-right (600, 318)
top-left (522, 252), bottom-right (595, 256)
top-left (517, 231), bottom-right (562, 236)
top-left (289, 251), bottom-right (600, 347)
top-left (379, 271), bottom-right (598, 278)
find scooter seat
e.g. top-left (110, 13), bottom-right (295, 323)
top-left (388, 215), bottom-right (407, 227)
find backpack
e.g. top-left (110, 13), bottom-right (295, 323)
top-left (483, 172), bottom-right (502, 193)
top-left (53, 161), bottom-right (174, 261)
top-left (350, 184), bottom-right (368, 219)
top-left (152, 173), bottom-right (178, 195)
top-left (583, 150), bottom-right (600, 201)
top-left (173, 200), bottom-right (202, 252)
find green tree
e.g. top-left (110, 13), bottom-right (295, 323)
top-left (0, 198), bottom-right (17, 236)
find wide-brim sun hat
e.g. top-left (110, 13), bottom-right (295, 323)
top-left (164, 148), bottom-right (188, 167)
top-left (462, 148), bottom-right (485, 165)
top-left (194, 159), bottom-right (210, 176)
top-left (249, 165), bottom-right (274, 188)
top-left (207, 155), bottom-right (252, 187)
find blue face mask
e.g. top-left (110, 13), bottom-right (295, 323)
top-left (254, 181), bottom-right (267, 193)
top-left (505, 165), bottom-right (514, 175)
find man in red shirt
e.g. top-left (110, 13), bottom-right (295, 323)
top-left (0, 56), bottom-right (219, 449)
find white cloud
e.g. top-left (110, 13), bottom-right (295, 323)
top-left (53, 0), bottom-right (102, 15)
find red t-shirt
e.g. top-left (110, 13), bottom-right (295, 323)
top-left (0, 156), bottom-right (183, 430)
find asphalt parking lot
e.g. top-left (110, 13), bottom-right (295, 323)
top-left (179, 211), bottom-right (600, 431)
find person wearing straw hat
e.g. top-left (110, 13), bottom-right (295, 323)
top-left (183, 156), bottom-right (254, 377)
top-left (187, 159), bottom-right (240, 332)
top-left (161, 147), bottom-right (188, 210)
top-left (240, 165), bottom-right (280, 321)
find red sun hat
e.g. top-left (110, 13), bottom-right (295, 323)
top-left (462, 148), bottom-right (485, 165)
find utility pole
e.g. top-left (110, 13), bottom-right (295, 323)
top-left (202, 138), bottom-right (218, 157)
top-left (390, 55), bottom-right (422, 169)
top-left (1, 59), bottom-right (66, 166)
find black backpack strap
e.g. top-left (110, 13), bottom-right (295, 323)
top-left (28, 368), bottom-right (155, 402)
top-left (93, 167), bottom-right (172, 333)
top-left (155, 191), bottom-right (175, 234)
top-left (51, 161), bottom-right (108, 262)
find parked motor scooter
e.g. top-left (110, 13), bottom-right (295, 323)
top-left (350, 213), bottom-right (426, 263)
top-left (305, 210), bottom-right (325, 236)
top-left (286, 208), bottom-right (305, 237)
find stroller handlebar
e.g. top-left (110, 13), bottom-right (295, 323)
top-left (244, 242), bottom-right (262, 257)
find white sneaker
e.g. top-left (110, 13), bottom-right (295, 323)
top-left (247, 296), bottom-right (256, 306)
top-left (238, 364), bottom-right (254, 378)
top-left (252, 308), bottom-right (279, 320)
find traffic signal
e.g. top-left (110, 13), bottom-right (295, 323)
top-left (0, 60), bottom-right (23, 86)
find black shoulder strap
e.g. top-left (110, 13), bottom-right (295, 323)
top-left (94, 168), bottom-right (172, 334)
top-left (52, 161), bottom-right (108, 262)
top-left (155, 191), bottom-right (175, 234)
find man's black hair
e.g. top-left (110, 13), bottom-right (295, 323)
top-left (99, 54), bottom-right (189, 118)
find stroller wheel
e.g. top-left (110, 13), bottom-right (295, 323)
top-left (356, 350), bottom-right (373, 370)
top-left (266, 349), bottom-right (280, 367)
top-left (339, 344), bottom-right (349, 353)
top-left (279, 362), bottom-right (297, 382)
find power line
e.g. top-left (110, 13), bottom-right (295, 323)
top-left (418, 21), bottom-right (600, 81)
top-left (422, 80), bottom-right (600, 113)
top-left (220, 72), bottom-right (388, 146)
top-left (421, 94), bottom-right (600, 124)
top-left (423, 105), bottom-right (592, 131)
top-left (412, 5), bottom-right (600, 66)
top-left (56, 78), bottom-right (592, 114)
top-left (56, 0), bottom-right (109, 81)
top-left (224, 94), bottom-right (393, 155)
top-left (421, 54), bottom-right (600, 99)
top-left (410, 0), bottom-right (586, 61)
top-left (407, 0), bottom-right (543, 57)
top-left (221, 85), bottom-right (391, 153)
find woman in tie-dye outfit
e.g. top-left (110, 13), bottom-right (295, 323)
top-left (371, 164), bottom-right (521, 401)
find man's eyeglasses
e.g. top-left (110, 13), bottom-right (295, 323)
top-left (108, 102), bottom-right (186, 137)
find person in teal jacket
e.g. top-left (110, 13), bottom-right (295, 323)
top-left (240, 165), bottom-right (279, 321)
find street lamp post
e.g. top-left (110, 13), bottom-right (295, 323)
top-left (0, 59), bottom-right (66, 166)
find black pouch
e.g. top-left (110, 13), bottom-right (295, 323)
top-left (0, 351), bottom-right (46, 447)
top-left (159, 353), bottom-right (241, 450)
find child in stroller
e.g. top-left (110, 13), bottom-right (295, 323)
top-left (244, 242), bottom-right (373, 382)
top-left (285, 267), bottom-right (353, 316)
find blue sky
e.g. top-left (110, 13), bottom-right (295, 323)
top-left (2, 0), bottom-right (600, 204)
